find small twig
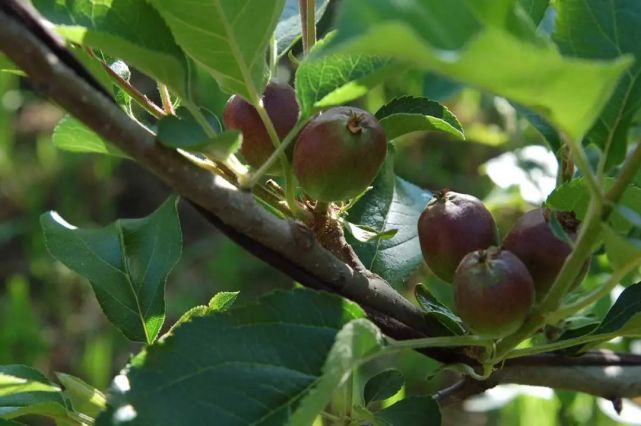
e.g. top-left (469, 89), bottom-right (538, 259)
top-left (85, 48), bottom-right (166, 119)
top-left (550, 262), bottom-right (641, 322)
top-left (299, 0), bottom-right (316, 54)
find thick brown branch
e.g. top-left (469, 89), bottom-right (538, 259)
top-left (0, 2), bottom-right (462, 364)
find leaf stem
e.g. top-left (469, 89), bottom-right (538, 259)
top-left (299, 0), bottom-right (317, 54)
top-left (387, 335), bottom-right (493, 351)
top-left (562, 133), bottom-right (603, 198)
top-left (550, 256), bottom-right (641, 323)
top-left (158, 83), bottom-right (175, 115)
top-left (247, 118), bottom-right (309, 187)
top-left (269, 34), bottom-right (278, 75)
top-left (503, 333), bottom-right (613, 360)
top-left (603, 141), bottom-right (641, 217)
top-left (344, 372), bottom-right (353, 426)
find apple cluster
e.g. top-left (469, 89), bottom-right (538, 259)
top-left (223, 81), bottom-right (387, 201)
top-left (222, 81), bottom-right (585, 340)
top-left (418, 190), bottom-right (586, 338)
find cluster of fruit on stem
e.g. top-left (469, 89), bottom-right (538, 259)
top-left (223, 81), bottom-right (388, 208)
top-left (222, 80), bottom-right (589, 359)
top-left (418, 190), bottom-right (586, 340)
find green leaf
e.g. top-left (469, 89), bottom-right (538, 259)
top-left (168, 291), bottom-right (239, 333)
top-left (345, 222), bottom-right (398, 243)
top-left (553, 0), bottom-right (641, 169)
top-left (326, 0), bottom-right (632, 141)
top-left (415, 285), bottom-right (465, 335)
top-left (0, 365), bottom-right (67, 421)
top-left (591, 282), bottom-right (641, 337)
top-left (375, 96), bottom-right (464, 141)
top-left (148, 0), bottom-right (284, 100)
top-left (375, 396), bottom-right (441, 426)
top-left (33, 0), bottom-right (189, 98)
top-left (41, 197), bottom-right (182, 343)
top-left (513, 103), bottom-right (561, 153)
top-left (156, 107), bottom-right (222, 150)
top-left (518, 0), bottom-right (549, 25)
top-left (52, 115), bottom-right (127, 158)
top-left (296, 32), bottom-right (398, 118)
top-left (276, 0), bottom-right (330, 58)
top-left (602, 226), bottom-right (641, 271)
top-left (347, 152), bottom-right (432, 289)
top-left (288, 319), bottom-right (386, 425)
top-left (55, 373), bottom-right (106, 419)
top-left (157, 107), bottom-right (240, 160)
top-left (546, 177), bottom-right (641, 233)
top-left (97, 289), bottom-right (365, 426)
top-left (363, 369), bottom-right (404, 405)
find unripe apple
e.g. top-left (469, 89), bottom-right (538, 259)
top-left (417, 190), bottom-right (498, 283)
top-left (223, 81), bottom-right (299, 170)
top-left (454, 247), bottom-right (535, 338)
top-left (502, 208), bottom-right (587, 301)
top-left (292, 107), bottom-right (387, 202)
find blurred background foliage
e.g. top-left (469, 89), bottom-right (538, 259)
top-left (1, 3), bottom-right (641, 426)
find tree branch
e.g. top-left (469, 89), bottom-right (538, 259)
top-left (437, 350), bottom-right (641, 406)
top-left (0, 1), bottom-right (461, 364)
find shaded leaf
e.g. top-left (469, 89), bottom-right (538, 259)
top-left (363, 369), bottom-right (404, 405)
top-left (148, 0), bottom-right (284, 100)
top-left (296, 32), bottom-right (398, 118)
top-left (156, 107), bottom-right (233, 156)
top-left (602, 226), bottom-right (641, 271)
top-left (518, 0), bottom-right (550, 25)
top-left (33, 0), bottom-right (189, 98)
top-left (375, 96), bottom-right (464, 141)
top-left (415, 285), bottom-right (465, 335)
top-left (326, 0), bottom-right (631, 141)
top-left (375, 396), bottom-right (441, 426)
top-left (52, 115), bottom-right (127, 158)
top-left (553, 0), bottom-right (641, 169)
top-left (347, 152), bottom-right (431, 289)
top-left (345, 223), bottom-right (398, 243)
top-left (97, 289), bottom-right (365, 426)
top-left (513, 103), bottom-right (561, 153)
top-left (592, 282), bottom-right (641, 337)
top-left (41, 197), bottom-right (182, 343)
top-left (276, 0), bottom-right (330, 58)
top-left (288, 319), bottom-right (386, 425)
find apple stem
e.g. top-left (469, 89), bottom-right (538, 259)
top-left (347, 114), bottom-right (363, 134)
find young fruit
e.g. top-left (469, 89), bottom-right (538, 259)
top-left (417, 190), bottom-right (498, 283)
top-left (454, 247), bottom-right (535, 338)
top-left (292, 107), bottom-right (387, 201)
top-left (223, 81), bottom-right (299, 170)
top-left (502, 208), bottom-right (586, 302)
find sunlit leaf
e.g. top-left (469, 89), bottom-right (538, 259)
top-left (41, 197), bottom-right (182, 343)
